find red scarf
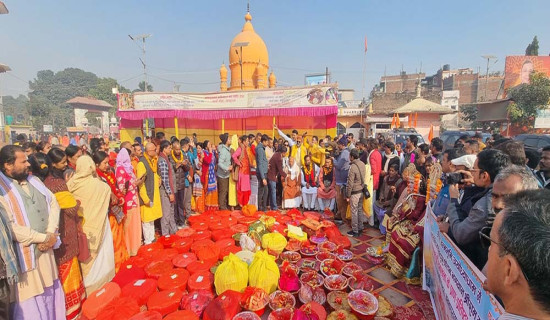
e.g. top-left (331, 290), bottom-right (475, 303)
top-left (96, 169), bottom-right (124, 204)
top-left (303, 164), bottom-right (317, 187)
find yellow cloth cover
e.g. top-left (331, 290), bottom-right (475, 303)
top-left (248, 250), bottom-right (280, 294)
top-left (261, 232), bottom-right (287, 254)
top-left (214, 253), bottom-right (249, 295)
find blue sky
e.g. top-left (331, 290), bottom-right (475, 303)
top-left (1, 0), bottom-right (549, 99)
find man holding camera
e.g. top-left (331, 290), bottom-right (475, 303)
top-left (432, 148), bottom-right (466, 216)
top-left (437, 149), bottom-right (510, 269)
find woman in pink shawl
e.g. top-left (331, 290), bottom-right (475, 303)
top-left (115, 148), bottom-right (142, 256)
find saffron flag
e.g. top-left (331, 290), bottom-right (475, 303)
top-left (364, 36), bottom-right (368, 53)
top-left (408, 113), bottom-right (412, 128)
top-left (414, 112), bottom-right (418, 128)
top-left (395, 113), bottom-right (401, 128)
top-left (390, 114), bottom-right (396, 128)
top-left (428, 124), bottom-right (434, 142)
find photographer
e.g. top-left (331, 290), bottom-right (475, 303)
top-left (432, 148), bottom-right (466, 216)
top-left (437, 149), bottom-right (510, 269)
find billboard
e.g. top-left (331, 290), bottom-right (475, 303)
top-left (305, 73), bottom-right (330, 86)
top-left (504, 56), bottom-right (550, 90)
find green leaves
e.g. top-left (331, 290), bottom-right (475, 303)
top-left (507, 72), bottom-right (550, 129)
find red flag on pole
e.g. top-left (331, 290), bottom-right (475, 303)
top-left (364, 36), bottom-right (368, 53)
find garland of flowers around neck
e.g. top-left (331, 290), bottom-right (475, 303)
top-left (171, 150), bottom-right (183, 164)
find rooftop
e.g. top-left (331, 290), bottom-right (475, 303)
top-left (66, 96), bottom-right (112, 110)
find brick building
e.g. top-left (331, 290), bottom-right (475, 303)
top-left (375, 72), bottom-right (426, 94)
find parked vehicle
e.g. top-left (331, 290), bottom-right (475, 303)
top-left (514, 134), bottom-right (550, 150)
top-left (381, 129), bottom-right (425, 149)
top-left (440, 131), bottom-right (491, 150)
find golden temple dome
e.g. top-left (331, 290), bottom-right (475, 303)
top-left (227, 10), bottom-right (270, 91)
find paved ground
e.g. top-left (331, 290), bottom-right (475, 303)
top-left (337, 222), bottom-right (436, 320)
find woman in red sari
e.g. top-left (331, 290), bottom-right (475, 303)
top-left (43, 148), bottom-right (86, 320)
top-left (92, 151), bottom-right (129, 272)
top-left (201, 140), bottom-right (218, 211)
top-left (232, 136), bottom-right (251, 206)
top-left (385, 163), bottom-right (427, 280)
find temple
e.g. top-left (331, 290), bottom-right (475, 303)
top-left (117, 8), bottom-right (337, 142)
top-left (220, 10), bottom-right (276, 91)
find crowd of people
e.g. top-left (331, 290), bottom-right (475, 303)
top-left (0, 127), bottom-right (548, 319)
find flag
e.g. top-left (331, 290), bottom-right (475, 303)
top-left (414, 112), bottom-right (418, 128)
top-left (408, 113), bottom-right (412, 128)
top-left (428, 124), bottom-right (434, 142)
top-left (364, 36), bottom-right (368, 53)
top-left (390, 114), bottom-right (396, 128)
top-left (396, 113), bottom-right (401, 128)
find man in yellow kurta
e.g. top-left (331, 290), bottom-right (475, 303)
top-left (136, 143), bottom-right (162, 244)
top-left (303, 135), bottom-right (326, 167)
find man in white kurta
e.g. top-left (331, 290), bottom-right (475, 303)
top-left (0, 145), bottom-right (64, 320)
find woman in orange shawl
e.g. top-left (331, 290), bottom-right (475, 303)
top-left (92, 151), bottom-right (129, 272)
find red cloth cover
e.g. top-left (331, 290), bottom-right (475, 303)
top-left (230, 224), bottom-right (249, 234)
top-left (330, 235), bottom-right (352, 249)
top-left (191, 239), bottom-right (215, 254)
top-left (137, 242), bottom-right (163, 258)
top-left (215, 238), bottom-right (234, 250)
top-left (172, 238), bottom-right (193, 253)
top-left (147, 289), bottom-right (184, 316)
top-left (82, 282), bottom-right (121, 319)
top-left (180, 289), bottom-right (215, 318)
top-left (215, 210), bottom-right (232, 217)
top-left (164, 310), bottom-right (199, 320)
top-left (187, 259), bottom-right (215, 275)
top-left (202, 290), bottom-right (243, 320)
top-left (176, 227), bottom-right (196, 238)
top-left (145, 260), bottom-right (174, 279)
top-left (95, 296), bottom-right (140, 320)
top-left (157, 234), bottom-right (182, 248)
top-left (128, 311), bottom-right (163, 320)
top-left (111, 264), bottom-right (146, 288)
top-left (172, 252), bottom-right (198, 268)
top-left (212, 229), bottom-right (235, 241)
top-left (188, 270), bottom-right (214, 292)
top-left (219, 245), bottom-right (241, 260)
top-left (196, 244), bottom-right (221, 263)
top-left (121, 278), bottom-right (158, 306)
top-left (192, 230), bottom-right (212, 241)
top-left (191, 221), bottom-right (209, 231)
top-left (157, 268), bottom-right (190, 291)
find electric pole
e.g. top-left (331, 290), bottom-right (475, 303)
top-left (129, 34), bottom-right (152, 92)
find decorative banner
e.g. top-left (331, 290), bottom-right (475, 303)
top-left (504, 56), bottom-right (550, 91)
top-left (423, 207), bottom-right (504, 320)
top-left (118, 85), bottom-right (338, 111)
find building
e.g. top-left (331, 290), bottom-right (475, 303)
top-left (336, 89), bottom-right (367, 137)
top-left (117, 9), bottom-right (337, 142)
top-left (374, 72), bottom-right (426, 94)
top-left (219, 10), bottom-right (276, 91)
top-left (66, 96), bottom-right (112, 134)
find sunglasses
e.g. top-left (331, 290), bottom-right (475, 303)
top-left (479, 226), bottom-right (530, 284)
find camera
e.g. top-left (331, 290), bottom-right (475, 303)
top-left (446, 172), bottom-right (464, 185)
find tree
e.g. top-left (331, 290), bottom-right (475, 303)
top-left (27, 68), bottom-right (129, 131)
top-left (508, 72), bottom-right (550, 130)
top-left (87, 77), bottom-right (130, 117)
top-left (460, 104), bottom-right (482, 129)
top-left (525, 36), bottom-right (539, 56)
top-left (133, 81), bottom-right (153, 93)
top-left (1, 95), bottom-right (29, 124)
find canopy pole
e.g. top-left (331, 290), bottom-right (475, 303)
top-left (174, 117), bottom-right (179, 139)
top-left (222, 118), bottom-right (225, 133)
top-left (272, 116), bottom-right (275, 138)
top-left (145, 119), bottom-right (149, 138)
